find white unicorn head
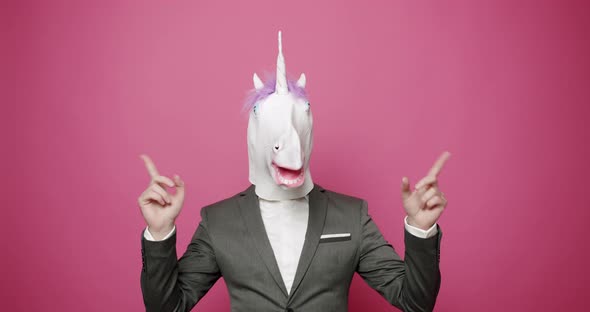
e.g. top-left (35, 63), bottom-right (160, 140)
top-left (245, 31), bottom-right (314, 200)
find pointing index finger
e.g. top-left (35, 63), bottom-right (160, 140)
top-left (140, 154), bottom-right (160, 178)
top-left (427, 151), bottom-right (451, 178)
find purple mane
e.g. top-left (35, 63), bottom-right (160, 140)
top-left (242, 76), bottom-right (308, 113)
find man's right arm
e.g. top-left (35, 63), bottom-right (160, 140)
top-left (140, 207), bottom-right (221, 312)
top-left (144, 225), bottom-right (176, 241)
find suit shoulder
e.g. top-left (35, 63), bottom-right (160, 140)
top-left (200, 186), bottom-right (249, 216)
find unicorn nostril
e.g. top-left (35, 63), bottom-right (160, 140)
top-left (274, 144), bottom-right (280, 151)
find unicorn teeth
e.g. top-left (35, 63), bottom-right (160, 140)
top-left (274, 166), bottom-right (304, 187)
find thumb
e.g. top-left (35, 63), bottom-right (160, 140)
top-left (401, 177), bottom-right (411, 200)
top-left (173, 174), bottom-right (185, 196)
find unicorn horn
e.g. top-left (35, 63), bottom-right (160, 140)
top-left (275, 31), bottom-right (288, 95)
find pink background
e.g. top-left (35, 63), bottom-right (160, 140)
top-left (3, 1), bottom-right (589, 311)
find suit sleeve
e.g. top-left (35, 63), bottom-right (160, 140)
top-left (355, 200), bottom-right (442, 312)
top-left (140, 207), bottom-right (222, 312)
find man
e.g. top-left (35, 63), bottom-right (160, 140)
top-left (138, 31), bottom-right (449, 312)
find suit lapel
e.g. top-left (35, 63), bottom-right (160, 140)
top-left (237, 183), bottom-right (329, 301)
top-left (237, 184), bottom-right (289, 297)
top-left (287, 183), bottom-right (328, 302)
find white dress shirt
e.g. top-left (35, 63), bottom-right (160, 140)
top-left (144, 197), bottom-right (438, 294)
top-left (257, 196), bottom-right (309, 294)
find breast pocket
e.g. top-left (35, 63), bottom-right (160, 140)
top-left (319, 233), bottom-right (352, 243)
top-left (313, 232), bottom-right (355, 284)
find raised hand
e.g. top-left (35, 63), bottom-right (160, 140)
top-left (401, 151), bottom-right (451, 231)
top-left (137, 154), bottom-right (185, 239)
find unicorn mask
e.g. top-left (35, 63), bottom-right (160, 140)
top-left (246, 31), bottom-right (314, 201)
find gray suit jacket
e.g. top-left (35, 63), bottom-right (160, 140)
top-left (140, 183), bottom-right (442, 312)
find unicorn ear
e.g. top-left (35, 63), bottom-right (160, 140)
top-left (253, 73), bottom-right (264, 90)
top-left (297, 73), bottom-right (306, 88)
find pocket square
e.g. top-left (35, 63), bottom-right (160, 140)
top-left (319, 233), bottom-right (351, 243)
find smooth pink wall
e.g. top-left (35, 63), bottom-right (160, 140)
top-left (4, 1), bottom-right (589, 311)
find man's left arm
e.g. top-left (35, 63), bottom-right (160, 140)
top-left (355, 200), bottom-right (442, 312)
top-left (404, 215), bottom-right (438, 239)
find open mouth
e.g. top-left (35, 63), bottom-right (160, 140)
top-left (271, 162), bottom-right (305, 187)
